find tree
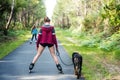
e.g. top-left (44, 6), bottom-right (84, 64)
top-left (0, 0), bottom-right (11, 31)
top-left (53, 0), bottom-right (120, 35)
top-left (0, 0), bottom-right (46, 35)
top-left (4, 0), bottom-right (15, 35)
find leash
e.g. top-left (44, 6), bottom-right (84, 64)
top-left (56, 49), bottom-right (73, 66)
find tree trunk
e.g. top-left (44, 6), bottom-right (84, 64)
top-left (5, 0), bottom-right (14, 35)
top-left (84, 1), bottom-right (87, 16)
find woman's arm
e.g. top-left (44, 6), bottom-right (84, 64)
top-left (36, 28), bottom-right (42, 48)
top-left (52, 27), bottom-right (58, 49)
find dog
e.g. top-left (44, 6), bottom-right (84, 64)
top-left (72, 52), bottom-right (83, 79)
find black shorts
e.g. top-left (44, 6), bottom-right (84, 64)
top-left (40, 43), bottom-right (54, 47)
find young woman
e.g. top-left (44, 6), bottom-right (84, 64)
top-left (30, 25), bottom-right (38, 44)
top-left (29, 17), bottom-right (63, 73)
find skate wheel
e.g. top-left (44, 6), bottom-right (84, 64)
top-left (29, 70), bottom-right (32, 73)
top-left (59, 71), bottom-right (64, 74)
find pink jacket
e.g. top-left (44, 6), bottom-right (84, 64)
top-left (36, 26), bottom-right (58, 49)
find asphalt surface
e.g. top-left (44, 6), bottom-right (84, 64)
top-left (0, 40), bottom-right (85, 80)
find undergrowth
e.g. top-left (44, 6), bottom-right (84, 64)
top-left (0, 30), bottom-right (31, 59)
top-left (56, 28), bottom-right (120, 80)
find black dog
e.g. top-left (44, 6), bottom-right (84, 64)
top-left (72, 52), bottom-right (83, 79)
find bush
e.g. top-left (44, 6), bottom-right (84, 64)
top-left (98, 31), bottom-right (120, 52)
top-left (99, 40), bottom-right (118, 52)
top-left (80, 40), bottom-right (96, 47)
top-left (10, 22), bottom-right (24, 30)
top-left (113, 50), bottom-right (120, 60)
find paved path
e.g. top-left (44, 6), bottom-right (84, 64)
top-left (0, 40), bottom-right (84, 80)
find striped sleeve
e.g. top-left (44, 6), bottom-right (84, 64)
top-left (52, 27), bottom-right (55, 35)
top-left (39, 28), bottom-right (42, 35)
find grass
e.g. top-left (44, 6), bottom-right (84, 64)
top-left (55, 28), bottom-right (119, 80)
top-left (0, 30), bottom-right (31, 59)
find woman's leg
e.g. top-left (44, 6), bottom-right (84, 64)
top-left (49, 46), bottom-right (63, 72)
top-left (49, 46), bottom-right (59, 64)
top-left (30, 34), bottom-right (34, 44)
top-left (29, 45), bottom-right (45, 71)
top-left (32, 45), bottom-right (45, 63)
top-left (31, 34), bottom-right (34, 41)
top-left (35, 34), bottom-right (37, 41)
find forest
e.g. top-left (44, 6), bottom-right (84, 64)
top-left (0, 0), bottom-right (120, 80)
top-left (52, 0), bottom-right (120, 79)
top-left (0, 0), bottom-right (45, 35)
top-left (53, 0), bottom-right (120, 58)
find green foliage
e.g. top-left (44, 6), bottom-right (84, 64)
top-left (56, 27), bottom-right (120, 56)
top-left (113, 50), bottom-right (120, 60)
top-left (14, 22), bottom-right (24, 30)
top-left (33, 0), bottom-right (46, 19)
top-left (79, 36), bottom-right (97, 48)
top-left (99, 31), bottom-right (120, 51)
top-left (53, 0), bottom-right (120, 37)
top-left (99, 40), bottom-right (115, 52)
top-left (102, 0), bottom-right (120, 33)
top-left (7, 30), bottom-right (26, 37)
top-left (82, 13), bottom-right (99, 31)
top-left (56, 28), bottom-right (116, 80)
top-left (0, 0), bottom-right (46, 35)
top-left (0, 30), bottom-right (31, 59)
top-left (10, 22), bottom-right (24, 30)
top-left (53, 0), bottom-right (120, 54)
top-left (0, 0), bottom-right (11, 13)
top-left (53, 0), bottom-right (120, 79)
top-left (15, 0), bottom-right (27, 8)
top-left (0, 0), bottom-right (11, 30)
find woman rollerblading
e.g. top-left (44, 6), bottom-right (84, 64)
top-left (29, 17), bottom-right (63, 73)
